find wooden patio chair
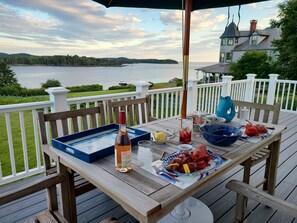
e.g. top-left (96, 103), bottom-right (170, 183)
top-left (38, 104), bottom-right (106, 221)
top-left (106, 95), bottom-right (154, 126)
top-left (226, 180), bottom-right (297, 222)
top-left (233, 100), bottom-right (281, 189)
top-left (0, 173), bottom-right (70, 223)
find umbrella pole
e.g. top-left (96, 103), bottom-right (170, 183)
top-left (181, 0), bottom-right (192, 119)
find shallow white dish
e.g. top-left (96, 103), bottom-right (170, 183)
top-left (205, 115), bottom-right (226, 123)
top-left (177, 144), bottom-right (193, 152)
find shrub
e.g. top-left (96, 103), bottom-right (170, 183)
top-left (67, 84), bottom-right (103, 92)
top-left (41, 79), bottom-right (61, 88)
top-left (20, 88), bottom-right (47, 96)
top-left (108, 84), bottom-right (135, 90)
top-left (0, 85), bottom-right (21, 96)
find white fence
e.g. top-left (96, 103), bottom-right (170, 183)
top-left (275, 79), bottom-right (297, 112)
top-left (0, 74), bottom-right (296, 184)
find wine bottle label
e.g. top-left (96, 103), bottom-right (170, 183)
top-left (115, 148), bottom-right (118, 167)
top-left (121, 151), bottom-right (131, 168)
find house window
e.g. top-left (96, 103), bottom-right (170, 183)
top-left (227, 38), bottom-right (234, 46)
top-left (251, 35), bottom-right (258, 45)
top-left (226, 53), bottom-right (232, 63)
top-left (220, 53), bottom-right (225, 63)
top-left (221, 38), bottom-right (226, 46)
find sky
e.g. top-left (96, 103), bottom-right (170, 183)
top-left (0, 0), bottom-right (285, 62)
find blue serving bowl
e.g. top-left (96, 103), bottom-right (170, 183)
top-left (200, 124), bottom-right (242, 147)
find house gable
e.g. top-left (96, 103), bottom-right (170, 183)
top-left (219, 20), bottom-right (281, 63)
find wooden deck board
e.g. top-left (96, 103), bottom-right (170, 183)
top-left (1, 111), bottom-right (297, 223)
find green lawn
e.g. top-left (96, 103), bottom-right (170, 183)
top-left (0, 88), bottom-right (134, 105)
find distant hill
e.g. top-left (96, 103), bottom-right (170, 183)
top-left (0, 53), bottom-right (8, 57)
top-left (0, 53), bottom-right (31, 57)
top-left (0, 53), bottom-right (178, 66)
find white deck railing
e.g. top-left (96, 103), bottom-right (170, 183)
top-left (1, 74), bottom-right (296, 184)
top-left (0, 92), bottom-right (141, 185)
top-left (254, 79), bottom-right (270, 104)
top-left (196, 82), bottom-right (224, 114)
top-left (149, 87), bottom-right (183, 119)
top-left (275, 79), bottom-right (297, 112)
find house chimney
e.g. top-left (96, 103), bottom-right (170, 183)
top-left (250, 20), bottom-right (258, 32)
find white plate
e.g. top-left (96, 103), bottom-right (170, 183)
top-left (161, 150), bottom-right (225, 177)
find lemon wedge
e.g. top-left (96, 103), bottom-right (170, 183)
top-left (154, 131), bottom-right (166, 143)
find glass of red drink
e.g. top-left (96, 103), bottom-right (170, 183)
top-left (178, 117), bottom-right (193, 144)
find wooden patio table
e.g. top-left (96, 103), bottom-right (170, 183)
top-left (47, 117), bottom-right (286, 223)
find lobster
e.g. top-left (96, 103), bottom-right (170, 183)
top-left (245, 121), bottom-right (267, 136)
top-left (166, 144), bottom-right (211, 174)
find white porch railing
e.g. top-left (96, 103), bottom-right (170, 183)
top-left (275, 79), bottom-right (297, 112)
top-left (1, 73), bottom-right (297, 184)
top-left (196, 82), bottom-right (224, 114)
top-left (149, 87), bottom-right (183, 119)
top-left (0, 92), bottom-right (142, 185)
top-left (254, 79), bottom-right (270, 104)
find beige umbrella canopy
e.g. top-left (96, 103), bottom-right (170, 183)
top-left (93, 0), bottom-right (269, 118)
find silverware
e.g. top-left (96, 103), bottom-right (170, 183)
top-left (152, 165), bottom-right (181, 183)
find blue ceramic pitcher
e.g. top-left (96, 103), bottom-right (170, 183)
top-left (216, 96), bottom-right (236, 122)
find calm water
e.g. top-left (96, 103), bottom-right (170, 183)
top-left (12, 62), bottom-right (214, 90)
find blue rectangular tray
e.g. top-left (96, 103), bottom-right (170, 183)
top-left (52, 124), bottom-right (150, 163)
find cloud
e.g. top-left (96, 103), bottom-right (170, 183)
top-left (159, 9), bottom-right (227, 33)
top-left (0, 0), bottom-right (283, 62)
top-left (248, 3), bottom-right (257, 9)
top-left (0, 0), bottom-right (149, 45)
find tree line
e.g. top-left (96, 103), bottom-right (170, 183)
top-left (0, 54), bottom-right (178, 66)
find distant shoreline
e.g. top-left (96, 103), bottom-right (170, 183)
top-left (10, 64), bottom-right (124, 67)
top-left (0, 53), bottom-right (179, 66)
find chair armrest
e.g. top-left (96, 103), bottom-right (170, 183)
top-left (0, 173), bottom-right (66, 205)
top-left (226, 180), bottom-right (297, 218)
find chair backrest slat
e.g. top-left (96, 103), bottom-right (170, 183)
top-left (72, 117), bottom-right (79, 133)
top-left (233, 100), bottom-right (280, 125)
top-left (254, 108), bottom-right (260, 121)
top-left (127, 104), bottom-right (133, 126)
top-left (82, 115), bottom-right (88, 130)
top-left (50, 121), bottom-right (59, 138)
top-left (100, 112), bottom-right (106, 126)
top-left (91, 113), bottom-right (97, 128)
top-left (38, 104), bottom-right (106, 143)
top-left (61, 118), bottom-right (69, 135)
top-left (107, 96), bottom-right (152, 126)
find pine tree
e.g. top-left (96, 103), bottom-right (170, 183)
top-left (0, 61), bottom-right (19, 87)
top-left (271, 0), bottom-right (297, 79)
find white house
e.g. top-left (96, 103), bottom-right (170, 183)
top-left (219, 19), bottom-right (280, 63)
top-left (196, 20), bottom-right (281, 83)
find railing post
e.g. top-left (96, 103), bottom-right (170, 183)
top-left (135, 81), bottom-right (150, 122)
top-left (45, 87), bottom-right (69, 137)
top-left (187, 79), bottom-right (198, 113)
top-left (135, 81), bottom-right (150, 98)
top-left (221, 75), bottom-right (233, 96)
top-left (267, 74), bottom-right (279, 105)
top-left (244, 74), bottom-right (257, 102)
top-left (45, 87), bottom-right (69, 112)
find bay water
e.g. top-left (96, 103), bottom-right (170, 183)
top-left (12, 62), bottom-right (214, 90)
